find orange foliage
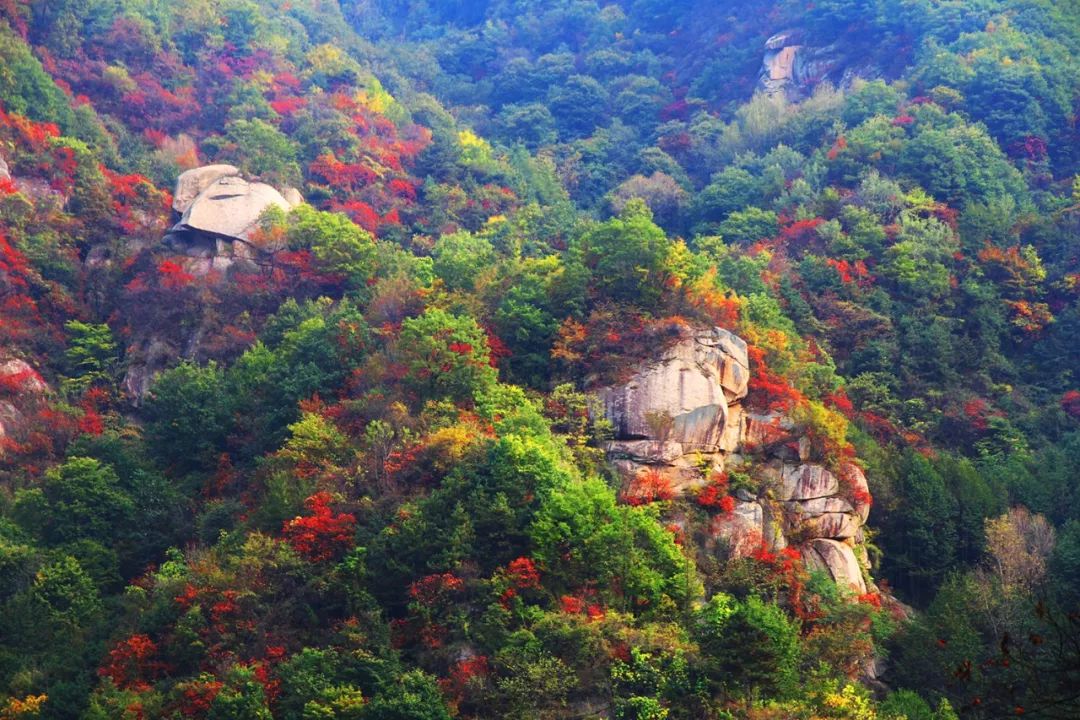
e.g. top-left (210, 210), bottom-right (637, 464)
top-left (621, 468), bottom-right (675, 506)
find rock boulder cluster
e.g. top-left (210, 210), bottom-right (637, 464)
top-left (165, 164), bottom-right (304, 277)
top-left (598, 326), bottom-right (872, 594)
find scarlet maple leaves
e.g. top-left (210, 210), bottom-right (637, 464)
top-left (282, 492), bottom-right (357, 562)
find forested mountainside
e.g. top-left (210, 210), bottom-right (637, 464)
top-left (1, 1), bottom-right (1080, 718)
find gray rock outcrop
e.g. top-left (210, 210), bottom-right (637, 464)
top-left (0, 152), bottom-right (9, 181)
top-left (0, 358), bottom-right (48, 396)
top-left (758, 29), bottom-right (880, 101)
top-left (163, 166), bottom-right (306, 280)
top-left (172, 164), bottom-right (239, 215)
top-left (596, 325), bottom-right (874, 595)
top-left (600, 327), bottom-right (749, 493)
top-left (176, 175), bottom-right (293, 242)
top-left (0, 357), bottom-right (48, 453)
top-left (801, 538), bottom-right (867, 593)
top-left (600, 326), bottom-right (748, 447)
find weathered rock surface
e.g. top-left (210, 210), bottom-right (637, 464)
top-left (758, 29), bottom-right (880, 101)
top-left (162, 166), bottom-right (307, 282)
top-left (172, 164), bottom-right (240, 215)
top-left (781, 463), bottom-right (839, 500)
top-left (0, 358), bottom-right (48, 453)
top-left (0, 401), bottom-right (22, 445)
top-left (0, 152), bottom-right (9, 181)
top-left (177, 175), bottom-right (292, 242)
top-left (713, 500), bottom-right (765, 557)
top-left (122, 339), bottom-right (175, 405)
top-left (597, 324), bottom-right (873, 594)
top-left (740, 412), bottom-right (798, 454)
top-left (801, 538), bottom-right (867, 593)
top-left (283, 187), bottom-right (305, 208)
top-left (599, 327), bottom-right (748, 449)
top-left (0, 358), bottom-right (48, 396)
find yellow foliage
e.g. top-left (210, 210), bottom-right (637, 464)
top-left (1, 695), bottom-right (47, 719)
top-left (792, 400), bottom-right (849, 460)
top-left (357, 87), bottom-right (389, 114)
top-left (423, 424), bottom-right (481, 475)
top-left (251, 69), bottom-right (274, 90)
top-left (458, 129), bottom-right (494, 166)
top-left (818, 684), bottom-right (878, 720)
top-left (551, 318), bottom-right (587, 363)
top-left (307, 43), bottom-right (346, 71)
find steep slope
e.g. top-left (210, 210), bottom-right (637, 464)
top-left (1, 1), bottom-right (1080, 719)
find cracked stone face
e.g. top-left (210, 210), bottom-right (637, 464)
top-left (598, 328), bottom-right (749, 449)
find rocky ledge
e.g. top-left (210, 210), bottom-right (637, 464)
top-left (0, 357), bottom-right (49, 454)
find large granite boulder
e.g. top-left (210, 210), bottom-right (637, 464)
top-left (172, 164), bottom-right (239, 214)
top-left (282, 187), bottom-right (305, 208)
top-left (176, 175), bottom-right (293, 242)
top-left (801, 538), bottom-right (867, 594)
top-left (595, 323), bottom-right (876, 597)
top-left (599, 327), bottom-right (748, 450)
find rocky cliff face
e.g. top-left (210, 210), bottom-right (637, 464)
top-left (120, 166), bottom-right (306, 403)
top-left (598, 326), bottom-right (873, 594)
top-left (758, 29), bottom-right (880, 101)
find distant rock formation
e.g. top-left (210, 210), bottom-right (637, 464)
top-left (165, 165), bottom-right (304, 278)
top-left (120, 167), bottom-right (307, 404)
top-left (172, 164), bottom-right (240, 215)
top-left (758, 29), bottom-right (879, 101)
top-left (597, 326), bottom-right (873, 595)
top-left (0, 357), bottom-right (49, 454)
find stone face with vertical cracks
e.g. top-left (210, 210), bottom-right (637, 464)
top-left (596, 324), bottom-right (875, 594)
top-left (801, 538), bottom-right (867, 593)
top-left (758, 29), bottom-right (881, 101)
top-left (781, 463), bottom-right (840, 501)
top-left (599, 327), bottom-right (748, 450)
